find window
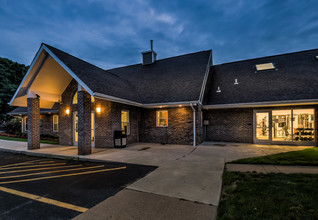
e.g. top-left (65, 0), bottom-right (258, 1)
top-left (156, 110), bottom-right (168, 127)
top-left (272, 110), bottom-right (292, 141)
top-left (256, 63), bottom-right (275, 71)
top-left (53, 115), bottom-right (59, 132)
top-left (72, 91), bottom-right (95, 104)
top-left (121, 110), bottom-right (130, 134)
top-left (72, 92), bottom-right (78, 104)
top-left (24, 117), bottom-right (28, 131)
top-left (40, 118), bottom-right (43, 127)
top-left (293, 109), bottom-right (315, 142)
top-left (255, 109), bottom-right (315, 143)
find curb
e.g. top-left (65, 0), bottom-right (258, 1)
top-left (0, 147), bottom-right (114, 164)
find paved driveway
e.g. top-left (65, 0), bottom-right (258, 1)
top-left (0, 151), bottom-right (155, 219)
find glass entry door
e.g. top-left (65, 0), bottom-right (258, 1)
top-left (255, 111), bottom-right (271, 143)
top-left (73, 112), bottom-right (78, 146)
top-left (73, 111), bottom-right (95, 147)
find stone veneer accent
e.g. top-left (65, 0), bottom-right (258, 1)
top-left (77, 91), bottom-right (91, 155)
top-left (27, 97), bottom-right (40, 149)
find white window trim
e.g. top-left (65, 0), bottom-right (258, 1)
top-left (121, 110), bottom-right (130, 135)
top-left (156, 110), bottom-right (168, 127)
top-left (53, 115), bottom-right (59, 132)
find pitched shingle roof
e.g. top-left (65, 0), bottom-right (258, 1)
top-left (44, 44), bottom-right (211, 104)
top-left (107, 50), bottom-right (211, 103)
top-left (44, 44), bottom-right (140, 103)
top-left (205, 49), bottom-right (318, 105)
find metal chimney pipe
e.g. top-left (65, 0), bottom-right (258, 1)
top-left (150, 40), bottom-right (153, 50)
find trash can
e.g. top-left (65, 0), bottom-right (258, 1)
top-left (114, 130), bottom-right (127, 148)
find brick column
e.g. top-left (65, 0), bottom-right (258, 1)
top-left (77, 91), bottom-right (91, 155)
top-left (27, 97), bottom-right (40, 150)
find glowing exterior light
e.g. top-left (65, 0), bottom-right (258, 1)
top-left (234, 79), bottom-right (239, 85)
top-left (65, 109), bottom-right (70, 115)
top-left (216, 86), bottom-right (221, 93)
top-left (179, 105), bottom-right (182, 107)
top-left (96, 107), bottom-right (101, 113)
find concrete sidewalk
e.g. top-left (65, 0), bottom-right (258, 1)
top-left (226, 164), bottom-right (318, 174)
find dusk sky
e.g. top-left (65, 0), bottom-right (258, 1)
top-left (0, 0), bottom-right (317, 69)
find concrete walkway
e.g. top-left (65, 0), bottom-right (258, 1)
top-left (226, 164), bottom-right (318, 174)
top-left (0, 140), bottom-right (311, 219)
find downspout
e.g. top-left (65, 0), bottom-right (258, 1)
top-left (190, 103), bottom-right (196, 146)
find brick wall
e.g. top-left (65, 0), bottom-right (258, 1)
top-left (139, 107), bottom-right (195, 145)
top-left (204, 105), bottom-right (318, 145)
top-left (196, 104), bottom-right (204, 145)
top-left (94, 98), bottom-right (140, 148)
top-left (59, 79), bottom-right (140, 148)
top-left (27, 97), bottom-right (40, 149)
top-left (204, 108), bottom-right (253, 143)
top-left (59, 79), bottom-right (78, 145)
top-left (77, 91), bottom-right (91, 154)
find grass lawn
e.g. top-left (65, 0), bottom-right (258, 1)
top-left (217, 171), bottom-right (318, 220)
top-left (229, 148), bottom-right (318, 166)
top-left (0, 136), bottom-right (58, 145)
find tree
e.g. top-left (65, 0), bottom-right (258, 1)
top-left (0, 58), bottom-right (28, 121)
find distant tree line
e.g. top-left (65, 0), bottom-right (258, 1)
top-left (0, 57), bottom-right (28, 122)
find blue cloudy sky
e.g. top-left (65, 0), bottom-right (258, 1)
top-left (0, 0), bottom-right (317, 69)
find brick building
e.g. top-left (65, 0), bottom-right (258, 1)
top-left (9, 42), bottom-right (318, 154)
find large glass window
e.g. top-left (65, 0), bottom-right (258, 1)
top-left (24, 117), bottom-right (28, 131)
top-left (272, 110), bottom-right (292, 141)
top-left (255, 109), bottom-right (315, 143)
top-left (121, 110), bottom-right (130, 134)
top-left (53, 115), bottom-right (59, 132)
top-left (256, 112), bottom-right (269, 140)
top-left (156, 110), bottom-right (168, 127)
top-left (293, 109), bottom-right (315, 142)
top-left (72, 91), bottom-right (95, 104)
top-left (91, 112), bottom-right (95, 143)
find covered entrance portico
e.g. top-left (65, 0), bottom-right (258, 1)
top-left (9, 44), bottom-right (94, 155)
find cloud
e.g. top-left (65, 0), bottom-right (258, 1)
top-left (0, 0), bottom-right (317, 68)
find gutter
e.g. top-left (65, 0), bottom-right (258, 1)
top-left (203, 99), bottom-right (318, 109)
top-left (190, 103), bottom-right (196, 146)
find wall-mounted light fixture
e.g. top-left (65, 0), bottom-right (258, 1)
top-left (216, 86), bottom-right (221, 93)
top-left (96, 107), bottom-right (101, 113)
top-left (179, 104), bottom-right (182, 107)
top-left (66, 109), bottom-right (70, 115)
top-left (234, 79), bottom-right (239, 85)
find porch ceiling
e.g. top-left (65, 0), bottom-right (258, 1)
top-left (11, 50), bottom-right (73, 108)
